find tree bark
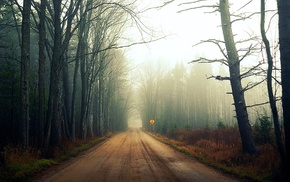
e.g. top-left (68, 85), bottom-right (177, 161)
top-left (62, 53), bottom-right (71, 139)
top-left (80, 38), bottom-right (88, 139)
top-left (261, 0), bottom-right (287, 170)
top-left (70, 37), bottom-right (81, 142)
top-left (20, 0), bottom-right (31, 147)
top-left (46, 0), bottom-right (63, 148)
top-left (219, 0), bottom-right (257, 154)
top-left (38, 0), bottom-right (46, 148)
top-left (277, 0), bottom-right (290, 170)
top-left (98, 70), bottom-right (103, 136)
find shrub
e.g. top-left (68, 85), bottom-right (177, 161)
top-left (166, 123), bottom-right (177, 139)
top-left (1, 145), bottom-right (41, 166)
top-left (217, 119), bottom-right (226, 129)
top-left (253, 114), bottom-right (273, 145)
top-left (153, 127), bottom-right (281, 181)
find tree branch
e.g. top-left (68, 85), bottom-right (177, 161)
top-left (243, 78), bottom-right (266, 92)
top-left (238, 44), bottom-right (254, 62)
top-left (207, 74), bottom-right (231, 81)
top-left (177, 5), bottom-right (218, 13)
top-left (178, 0), bottom-right (207, 6)
top-left (231, 12), bottom-right (260, 24)
top-left (236, 0), bottom-right (253, 12)
top-left (193, 39), bottom-right (229, 61)
top-left (246, 98), bottom-right (281, 108)
top-left (240, 61), bottom-right (264, 79)
top-left (141, 0), bottom-right (175, 12)
top-left (189, 57), bottom-right (228, 66)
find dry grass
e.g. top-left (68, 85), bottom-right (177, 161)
top-left (0, 134), bottom-right (112, 181)
top-left (152, 127), bottom-right (282, 181)
top-left (1, 145), bottom-right (42, 166)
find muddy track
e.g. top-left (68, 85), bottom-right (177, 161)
top-left (32, 128), bottom-right (241, 182)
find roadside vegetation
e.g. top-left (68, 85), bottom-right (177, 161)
top-left (0, 133), bottom-right (112, 181)
top-left (149, 116), bottom-right (282, 181)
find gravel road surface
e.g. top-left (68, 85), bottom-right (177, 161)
top-left (32, 128), bottom-right (241, 182)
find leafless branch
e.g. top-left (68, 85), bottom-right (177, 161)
top-left (236, 0), bottom-right (253, 12)
top-left (11, 0), bottom-right (22, 13)
top-left (207, 74), bottom-right (230, 81)
top-left (272, 76), bottom-right (281, 85)
top-left (240, 62), bottom-right (264, 79)
top-left (178, 0), bottom-right (207, 6)
top-left (141, 0), bottom-right (175, 12)
top-left (177, 5), bottom-right (218, 13)
top-left (238, 44), bottom-right (253, 62)
top-left (189, 57), bottom-right (228, 66)
top-left (246, 98), bottom-right (281, 108)
top-left (193, 39), bottom-right (228, 61)
top-left (258, 67), bottom-right (281, 85)
top-left (235, 36), bottom-right (258, 44)
top-left (98, 36), bottom-right (167, 53)
top-left (266, 12), bottom-right (278, 33)
top-left (243, 78), bottom-right (266, 92)
top-left (231, 12), bottom-right (260, 24)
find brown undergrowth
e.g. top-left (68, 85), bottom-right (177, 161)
top-left (150, 128), bottom-right (281, 181)
top-left (0, 132), bottom-right (112, 181)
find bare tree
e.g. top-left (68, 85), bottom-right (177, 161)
top-left (277, 0), bottom-right (290, 172)
top-left (220, 0), bottom-right (257, 154)
top-left (260, 0), bottom-right (286, 170)
top-left (45, 0), bottom-right (63, 148)
top-left (20, 0), bottom-right (31, 147)
top-left (37, 0), bottom-right (46, 148)
top-left (138, 62), bottom-right (164, 131)
top-left (179, 0), bottom-right (258, 154)
top-left (44, 0), bottom-right (82, 148)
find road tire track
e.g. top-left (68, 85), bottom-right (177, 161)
top-left (31, 128), bottom-right (241, 182)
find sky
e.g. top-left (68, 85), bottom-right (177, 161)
top-left (123, 0), bottom-right (222, 69)
top-left (123, 0), bottom-right (278, 70)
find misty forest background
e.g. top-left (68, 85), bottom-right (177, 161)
top-left (0, 0), bottom-right (290, 174)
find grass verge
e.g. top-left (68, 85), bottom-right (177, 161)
top-left (147, 131), bottom-right (279, 182)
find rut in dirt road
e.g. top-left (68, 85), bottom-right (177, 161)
top-left (33, 128), bottom-right (241, 182)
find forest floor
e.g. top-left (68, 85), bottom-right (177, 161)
top-left (149, 128), bottom-right (283, 181)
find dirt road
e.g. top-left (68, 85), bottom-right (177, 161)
top-left (33, 128), bottom-right (241, 182)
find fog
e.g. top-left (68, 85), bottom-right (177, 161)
top-left (0, 0), bottom-right (279, 152)
top-left (122, 0), bottom-right (278, 130)
top-left (128, 117), bottom-right (143, 128)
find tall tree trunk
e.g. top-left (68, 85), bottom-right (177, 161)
top-left (80, 39), bottom-right (88, 139)
top-left (62, 52), bottom-right (71, 139)
top-left (70, 6), bottom-right (87, 140)
top-left (62, 55), bottom-right (71, 139)
top-left (20, 0), bottom-right (31, 147)
top-left (80, 1), bottom-right (93, 139)
top-left (261, 0), bottom-right (287, 170)
top-left (70, 38), bottom-right (81, 142)
top-left (45, 0), bottom-right (63, 148)
top-left (61, 0), bottom-right (81, 134)
top-left (98, 72), bottom-right (103, 136)
top-left (38, 0), bottom-right (46, 148)
top-left (93, 84), bottom-right (99, 136)
top-left (277, 0), bottom-right (290, 171)
top-left (219, 0), bottom-right (257, 154)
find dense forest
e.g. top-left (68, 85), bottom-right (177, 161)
top-left (0, 0), bottom-right (290, 176)
top-left (0, 0), bottom-right (134, 150)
